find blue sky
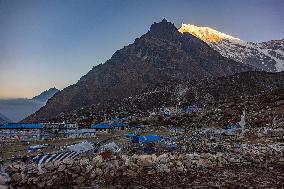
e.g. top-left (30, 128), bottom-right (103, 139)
top-left (0, 0), bottom-right (283, 98)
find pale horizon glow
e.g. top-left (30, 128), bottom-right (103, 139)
top-left (0, 0), bottom-right (283, 99)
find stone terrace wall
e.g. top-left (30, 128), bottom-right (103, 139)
top-left (3, 144), bottom-right (283, 188)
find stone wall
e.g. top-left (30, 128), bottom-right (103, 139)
top-left (2, 144), bottom-right (283, 188)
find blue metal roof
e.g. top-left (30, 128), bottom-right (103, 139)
top-left (224, 124), bottom-right (237, 136)
top-left (184, 106), bottom-right (193, 113)
top-left (0, 123), bottom-right (44, 129)
top-left (224, 124), bottom-right (237, 130)
top-left (91, 123), bottom-right (112, 129)
top-left (112, 123), bottom-right (128, 127)
top-left (126, 133), bottom-right (136, 137)
top-left (139, 135), bottom-right (161, 144)
top-left (127, 134), bottom-right (161, 144)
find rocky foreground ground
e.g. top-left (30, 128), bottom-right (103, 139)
top-left (2, 144), bottom-right (283, 189)
top-left (6, 165), bottom-right (284, 189)
top-left (91, 166), bottom-right (284, 189)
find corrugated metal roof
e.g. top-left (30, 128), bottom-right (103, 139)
top-left (91, 123), bottom-right (111, 129)
top-left (0, 123), bottom-right (44, 129)
top-left (139, 135), bottom-right (161, 144)
top-left (126, 133), bottom-right (136, 137)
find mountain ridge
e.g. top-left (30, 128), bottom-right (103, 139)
top-left (32, 87), bottom-right (60, 103)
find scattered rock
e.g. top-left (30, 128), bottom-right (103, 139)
top-left (58, 164), bottom-right (66, 172)
top-left (74, 176), bottom-right (85, 184)
top-left (0, 185), bottom-right (8, 189)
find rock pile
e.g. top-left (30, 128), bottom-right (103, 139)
top-left (4, 144), bottom-right (283, 188)
top-left (0, 172), bottom-right (10, 189)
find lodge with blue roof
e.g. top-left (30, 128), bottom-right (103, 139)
top-left (0, 122), bottom-right (80, 141)
top-left (0, 123), bottom-right (47, 141)
top-left (110, 117), bottom-right (129, 130)
top-left (127, 134), bottom-right (161, 144)
top-left (0, 123), bottom-right (44, 129)
top-left (91, 123), bottom-right (112, 133)
top-left (91, 118), bottom-right (129, 133)
top-left (111, 123), bottom-right (129, 130)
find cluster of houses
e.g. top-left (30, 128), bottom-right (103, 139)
top-left (0, 117), bottom-right (130, 141)
top-left (0, 122), bottom-right (86, 141)
top-left (150, 105), bottom-right (193, 117)
top-left (91, 118), bottom-right (129, 134)
top-left (0, 123), bottom-right (46, 141)
top-left (0, 105), bottom-right (196, 142)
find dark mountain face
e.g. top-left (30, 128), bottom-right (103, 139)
top-left (32, 87), bottom-right (59, 103)
top-left (101, 71), bottom-right (284, 112)
top-left (27, 71), bottom-right (284, 127)
top-left (184, 71), bottom-right (284, 106)
top-left (24, 19), bottom-right (254, 123)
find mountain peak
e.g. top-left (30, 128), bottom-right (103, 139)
top-left (50, 87), bottom-right (58, 90)
top-left (178, 23), bottom-right (240, 43)
top-left (32, 87), bottom-right (60, 103)
top-left (161, 18), bottom-right (167, 22)
top-left (148, 18), bottom-right (178, 40)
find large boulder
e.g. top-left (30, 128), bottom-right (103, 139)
top-left (156, 164), bottom-right (170, 173)
top-left (157, 154), bottom-right (170, 164)
top-left (136, 155), bottom-right (154, 167)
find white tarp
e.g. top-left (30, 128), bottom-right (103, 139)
top-left (67, 141), bottom-right (94, 153)
top-left (99, 142), bottom-right (121, 153)
top-left (239, 110), bottom-right (246, 129)
top-left (27, 144), bottom-right (49, 153)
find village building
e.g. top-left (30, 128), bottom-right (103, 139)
top-left (64, 129), bottom-right (96, 138)
top-left (43, 122), bottom-right (78, 136)
top-left (91, 123), bottom-right (112, 133)
top-left (112, 123), bottom-right (129, 131)
top-left (90, 117), bottom-right (129, 134)
top-left (0, 123), bottom-right (47, 141)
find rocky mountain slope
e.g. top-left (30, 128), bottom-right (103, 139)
top-left (184, 71), bottom-right (284, 106)
top-left (32, 87), bottom-right (59, 103)
top-left (27, 71), bottom-right (284, 127)
top-left (97, 71), bottom-right (284, 113)
top-left (24, 19), bottom-right (254, 123)
top-left (179, 24), bottom-right (284, 72)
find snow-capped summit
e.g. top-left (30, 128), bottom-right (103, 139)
top-left (179, 23), bottom-right (284, 72)
top-left (179, 23), bottom-right (240, 43)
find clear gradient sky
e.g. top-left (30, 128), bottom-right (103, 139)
top-left (0, 0), bottom-right (283, 99)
